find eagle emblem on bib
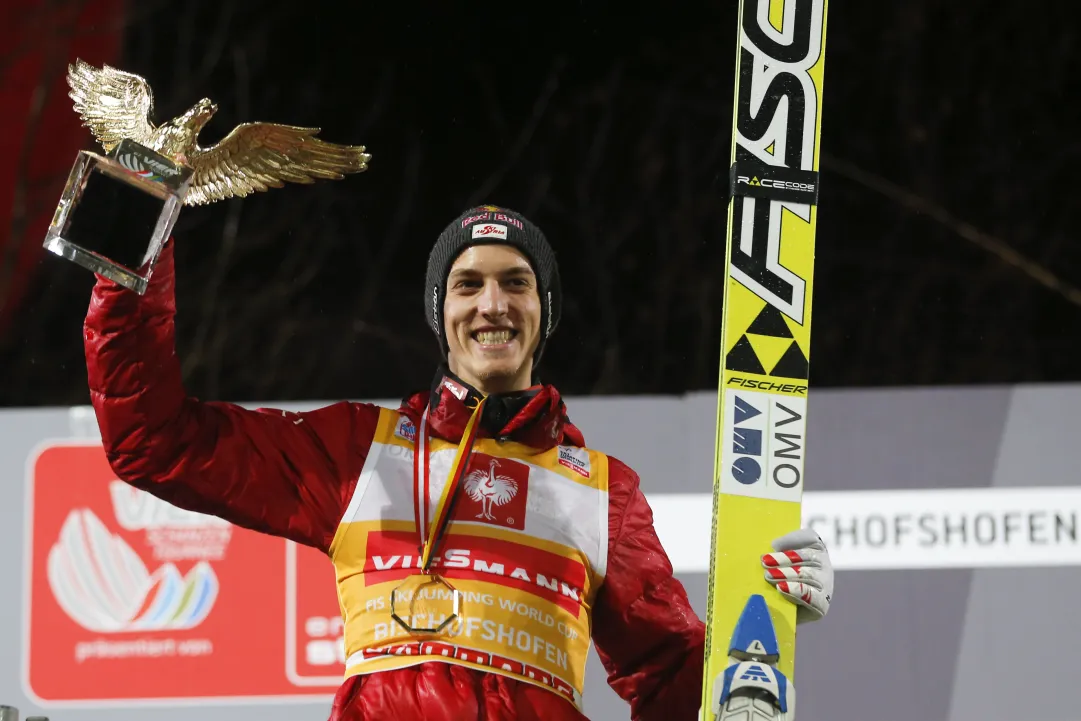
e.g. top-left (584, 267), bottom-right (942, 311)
top-left (463, 459), bottom-right (519, 521)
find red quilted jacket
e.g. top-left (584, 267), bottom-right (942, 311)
top-left (82, 241), bottom-right (706, 721)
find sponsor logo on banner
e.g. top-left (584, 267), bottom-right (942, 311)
top-left (721, 389), bottom-right (806, 502)
top-left (802, 487), bottom-right (1081, 570)
top-left (459, 453), bottom-right (529, 530)
top-left (48, 505), bottom-right (220, 633)
top-left (25, 443), bottom-right (337, 704)
top-left (471, 223), bottom-right (508, 240)
top-left (557, 446), bottom-right (590, 478)
top-left (646, 487), bottom-right (1081, 572)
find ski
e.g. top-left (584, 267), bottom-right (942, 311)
top-left (701, 1), bottom-right (829, 719)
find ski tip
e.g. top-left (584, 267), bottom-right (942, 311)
top-left (728, 594), bottom-right (780, 661)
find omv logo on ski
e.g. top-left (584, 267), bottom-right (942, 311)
top-left (725, 389), bottom-right (807, 503)
top-left (730, 396), bottom-right (766, 485)
top-left (46, 507), bottom-right (219, 633)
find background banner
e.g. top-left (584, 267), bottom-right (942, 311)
top-left (7, 384), bottom-right (1081, 720)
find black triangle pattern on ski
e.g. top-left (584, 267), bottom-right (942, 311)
top-left (726, 335), bottom-right (766, 375)
top-left (769, 340), bottom-right (809, 379)
top-left (746, 304), bottom-right (793, 339)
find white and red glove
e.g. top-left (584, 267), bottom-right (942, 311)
top-left (762, 528), bottom-right (833, 624)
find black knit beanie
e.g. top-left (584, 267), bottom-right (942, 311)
top-left (425, 205), bottom-right (562, 365)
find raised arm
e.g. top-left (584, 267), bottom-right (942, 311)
top-left (83, 240), bottom-right (380, 552)
top-left (591, 457), bottom-right (706, 721)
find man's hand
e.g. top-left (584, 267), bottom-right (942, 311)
top-left (761, 528), bottom-right (833, 624)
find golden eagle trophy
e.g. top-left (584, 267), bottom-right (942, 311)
top-left (43, 59), bottom-right (371, 294)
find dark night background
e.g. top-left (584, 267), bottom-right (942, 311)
top-left (2, 0), bottom-right (1080, 407)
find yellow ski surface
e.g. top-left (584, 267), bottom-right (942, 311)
top-left (701, 0), bottom-right (829, 716)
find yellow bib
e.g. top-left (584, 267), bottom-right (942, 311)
top-left (329, 408), bottom-right (610, 709)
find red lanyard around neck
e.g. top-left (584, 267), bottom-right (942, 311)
top-left (412, 397), bottom-right (487, 572)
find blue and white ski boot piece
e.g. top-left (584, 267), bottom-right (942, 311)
top-left (711, 595), bottom-right (796, 721)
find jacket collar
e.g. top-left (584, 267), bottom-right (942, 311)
top-left (400, 366), bottom-right (585, 450)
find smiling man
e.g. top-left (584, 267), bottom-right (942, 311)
top-left (83, 205), bottom-right (833, 721)
top-left (438, 245), bottom-right (542, 393)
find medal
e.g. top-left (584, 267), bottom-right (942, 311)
top-left (390, 574), bottom-right (460, 633)
top-left (391, 396), bottom-right (486, 634)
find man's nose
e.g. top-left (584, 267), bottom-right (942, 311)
top-left (477, 279), bottom-right (508, 316)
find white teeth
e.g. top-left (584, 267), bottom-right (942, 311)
top-left (475, 330), bottom-right (512, 345)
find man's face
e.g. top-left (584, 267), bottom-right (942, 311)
top-left (444, 244), bottom-right (541, 393)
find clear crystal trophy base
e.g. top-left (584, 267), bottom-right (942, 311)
top-left (42, 235), bottom-right (153, 295)
top-left (43, 140), bottom-right (191, 295)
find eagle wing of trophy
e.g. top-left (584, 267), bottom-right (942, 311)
top-left (185, 123), bottom-right (371, 206)
top-left (66, 59), bottom-right (158, 154)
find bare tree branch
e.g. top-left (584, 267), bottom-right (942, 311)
top-left (823, 152), bottom-right (1081, 309)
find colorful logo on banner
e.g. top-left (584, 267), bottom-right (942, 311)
top-left (25, 443), bottom-right (344, 704)
top-left (47, 505), bottom-right (220, 633)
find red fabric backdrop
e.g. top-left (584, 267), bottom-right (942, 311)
top-left (0, 0), bottom-right (125, 331)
